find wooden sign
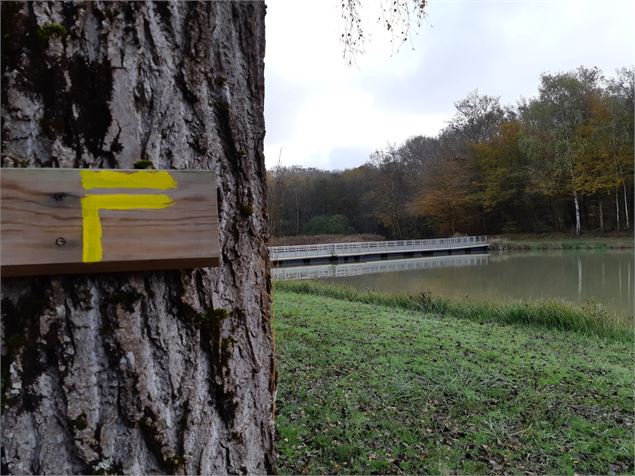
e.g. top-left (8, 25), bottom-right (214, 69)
top-left (1, 168), bottom-right (220, 277)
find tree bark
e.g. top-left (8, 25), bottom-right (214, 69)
top-left (1, 1), bottom-right (274, 474)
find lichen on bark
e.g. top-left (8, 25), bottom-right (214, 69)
top-left (1, 1), bottom-right (273, 474)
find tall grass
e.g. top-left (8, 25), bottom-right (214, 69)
top-left (274, 280), bottom-right (633, 341)
top-left (489, 236), bottom-right (634, 250)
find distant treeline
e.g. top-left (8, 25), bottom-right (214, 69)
top-left (267, 67), bottom-right (634, 239)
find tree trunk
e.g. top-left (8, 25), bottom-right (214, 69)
top-left (615, 151), bottom-right (630, 230)
top-left (582, 195), bottom-right (591, 230)
top-left (572, 189), bottom-right (581, 236)
top-left (295, 190), bottom-right (300, 235)
top-left (622, 181), bottom-right (630, 230)
top-left (599, 200), bottom-right (604, 232)
top-left (1, 2), bottom-right (274, 474)
top-left (616, 187), bottom-right (621, 232)
top-left (568, 164), bottom-right (581, 236)
top-left (551, 201), bottom-right (563, 232)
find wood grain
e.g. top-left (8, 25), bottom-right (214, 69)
top-left (1, 168), bottom-right (220, 276)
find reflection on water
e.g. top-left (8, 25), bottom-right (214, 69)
top-left (276, 250), bottom-right (634, 317)
top-left (272, 254), bottom-right (488, 280)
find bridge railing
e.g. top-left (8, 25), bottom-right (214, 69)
top-left (269, 235), bottom-right (488, 261)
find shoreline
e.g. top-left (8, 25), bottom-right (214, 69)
top-left (489, 234), bottom-right (633, 250)
top-left (274, 281), bottom-right (633, 341)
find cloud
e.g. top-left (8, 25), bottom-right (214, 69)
top-left (264, 0), bottom-right (634, 170)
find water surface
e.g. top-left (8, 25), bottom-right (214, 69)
top-left (311, 250), bottom-right (634, 317)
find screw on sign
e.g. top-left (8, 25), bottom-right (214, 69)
top-left (0, 168), bottom-right (220, 277)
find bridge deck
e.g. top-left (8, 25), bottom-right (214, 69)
top-left (269, 235), bottom-right (488, 263)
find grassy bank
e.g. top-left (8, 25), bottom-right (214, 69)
top-left (275, 281), bottom-right (632, 341)
top-left (489, 234), bottom-right (633, 250)
top-left (273, 285), bottom-right (634, 474)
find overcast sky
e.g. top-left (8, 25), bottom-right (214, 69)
top-left (264, 0), bottom-right (634, 170)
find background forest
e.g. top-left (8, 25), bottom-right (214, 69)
top-left (267, 67), bottom-right (634, 239)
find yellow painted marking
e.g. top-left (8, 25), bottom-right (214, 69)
top-left (81, 170), bottom-right (177, 190)
top-left (81, 194), bottom-right (175, 263)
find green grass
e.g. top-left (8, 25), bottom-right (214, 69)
top-left (273, 286), bottom-right (634, 474)
top-left (490, 235), bottom-right (633, 251)
top-left (275, 281), bottom-right (633, 342)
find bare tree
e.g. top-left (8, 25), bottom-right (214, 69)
top-left (340, 0), bottom-right (428, 65)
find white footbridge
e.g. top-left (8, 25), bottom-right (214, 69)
top-left (269, 235), bottom-right (488, 264)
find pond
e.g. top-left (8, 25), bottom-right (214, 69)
top-left (274, 250), bottom-right (634, 317)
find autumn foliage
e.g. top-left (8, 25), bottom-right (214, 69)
top-left (268, 67), bottom-right (633, 239)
